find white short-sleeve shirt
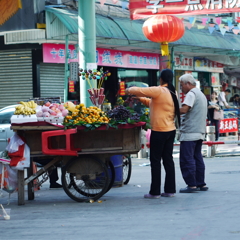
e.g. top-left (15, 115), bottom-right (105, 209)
top-left (218, 92), bottom-right (228, 107)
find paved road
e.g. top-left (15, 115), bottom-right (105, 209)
top-left (0, 153), bottom-right (240, 240)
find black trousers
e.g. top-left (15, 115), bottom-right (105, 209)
top-left (149, 130), bottom-right (176, 195)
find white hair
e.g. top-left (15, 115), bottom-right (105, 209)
top-left (179, 74), bottom-right (196, 86)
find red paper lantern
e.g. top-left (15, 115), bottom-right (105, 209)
top-left (142, 15), bottom-right (185, 56)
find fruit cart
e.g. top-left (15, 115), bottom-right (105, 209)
top-left (11, 121), bottom-right (144, 205)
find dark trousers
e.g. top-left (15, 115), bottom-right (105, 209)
top-left (180, 140), bottom-right (206, 187)
top-left (210, 119), bottom-right (219, 141)
top-left (149, 130), bottom-right (176, 195)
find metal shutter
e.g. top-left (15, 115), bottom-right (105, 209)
top-left (0, 49), bottom-right (33, 109)
top-left (40, 63), bottom-right (64, 102)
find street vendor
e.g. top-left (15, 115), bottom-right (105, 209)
top-left (125, 69), bottom-right (180, 198)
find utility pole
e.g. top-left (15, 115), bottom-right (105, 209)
top-left (64, 35), bottom-right (69, 103)
top-left (78, 0), bottom-right (97, 106)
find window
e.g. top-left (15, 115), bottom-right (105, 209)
top-left (0, 107), bottom-right (15, 124)
top-left (118, 69), bottom-right (149, 88)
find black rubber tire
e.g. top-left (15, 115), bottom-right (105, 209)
top-left (61, 155), bottom-right (110, 202)
top-left (68, 160), bottom-right (115, 196)
top-left (123, 155), bottom-right (132, 185)
top-left (104, 160), bottom-right (115, 194)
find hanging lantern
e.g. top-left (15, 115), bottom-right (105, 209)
top-left (142, 15), bottom-right (185, 56)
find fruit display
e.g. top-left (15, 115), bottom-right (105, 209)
top-left (107, 105), bottom-right (140, 122)
top-left (107, 105), bottom-right (131, 121)
top-left (63, 102), bottom-right (110, 129)
top-left (14, 101), bottom-right (37, 115)
top-left (36, 102), bottom-right (68, 118)
top-left (11, 96), bottom-right (149, 129)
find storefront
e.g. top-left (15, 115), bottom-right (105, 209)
top-left (194, 57), bottom-right (225, 100)
top-left (42, 43), bottom-right (160, 105)
top-left (0, 49), bottom-right (33, 109)
top-left (173, 55), bottom-right (225, 104)
top-left (172, 55), bottom-right (238, 135)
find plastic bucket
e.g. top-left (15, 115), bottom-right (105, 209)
top-left (110, 155), bottom-right (123, 187)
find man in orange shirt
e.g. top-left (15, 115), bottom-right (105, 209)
top-left (125, 69), bottom-right (180, 198)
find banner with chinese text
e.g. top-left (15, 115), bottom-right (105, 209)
top-left (194, 58), bottom-right (224, 73)
top-left (174, 56), bottom-right (194, 71)
top-left (43, 43), bottom-right (160, 70)
top-left (219, 118), bottom-right (238, 133)
top-left (43, 43), bottom-right (78, 63)
top-left (96, 48), bottom-right (159, 69)
top-left (129, 0), bottom-right (240, 20)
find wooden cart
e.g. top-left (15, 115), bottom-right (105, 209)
top-left (11, 122), bottom-right (144, 205)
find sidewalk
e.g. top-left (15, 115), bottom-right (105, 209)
top-left (172, 135), bottom-right (240, 158)
top-left (0, 155), bottom-right (240, 240)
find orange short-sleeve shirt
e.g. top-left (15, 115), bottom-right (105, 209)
top-left (128, 86), bottom-right (175, 132)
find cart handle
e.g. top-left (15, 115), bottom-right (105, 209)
top-left (42, 129), bottom-right (81, 156)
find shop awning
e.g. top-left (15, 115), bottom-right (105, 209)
top-left (45, 7), bottom-right (146, 42)
top-left (174, 27), bottom-right (240, 52)
top-left (45, 7), bottom-right (240, 56)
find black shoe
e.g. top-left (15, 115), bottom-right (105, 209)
top-left (179, 186), bottom-right (199, 193)
top-left (197, 186), bottom-right (209, 191)
top-left (50, 183), bottom-right (62, 189)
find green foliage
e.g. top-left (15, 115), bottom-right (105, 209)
top-left (63, 119), bottom-right (107, 131)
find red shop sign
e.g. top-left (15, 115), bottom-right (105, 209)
top-left (68, 81), bottom-right (75, 93)
top-left (129, 0), bottom-right (240, 20)
top-left (219, 118), bottom-right (238, 133)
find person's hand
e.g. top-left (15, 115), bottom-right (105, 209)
top-left (132, 96), bottom-right (141, 102)
top-left (125, 88), bottom-right (130, 95)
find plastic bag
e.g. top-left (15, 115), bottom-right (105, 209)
top-left (0, 163), bottom-right (18, 194)
top-left (6, 133), bottom-right (24, 153)
top-left (11, 144), bottom-right (30, 170)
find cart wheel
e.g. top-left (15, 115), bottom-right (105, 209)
top-left (104, 160), bottom-right (115, 194)
top-left (61, 155), bottom-right (110, 202)
top-left (67, 160), bottom-right (115, 195)
top-left (123, 155), bottom-right (132, 185)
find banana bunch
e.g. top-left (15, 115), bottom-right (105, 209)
top-left (14, 100), bottom-right (38, 115)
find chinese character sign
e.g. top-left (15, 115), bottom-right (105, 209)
top-left (96, 48), bottom-right (159, 69)
top-left (119, 81), bottom-right (126, 96)
top-left (43, 44), bottom-right (160, 69)
top-left (68, 81), bottom-right (75, 93)
top-left (219, 118), bottom-right (238, 133)
top-left (129, 0), bottom-right (240, 20)
top-left (194, 58), bottom-right (224, 73)
top-left (174, 56), bottom-right (194, 71)
top-left (43, 43), bottom-right (78, 63)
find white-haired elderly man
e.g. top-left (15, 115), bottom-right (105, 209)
top-left (178, 74), bottom-right (208, 193)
